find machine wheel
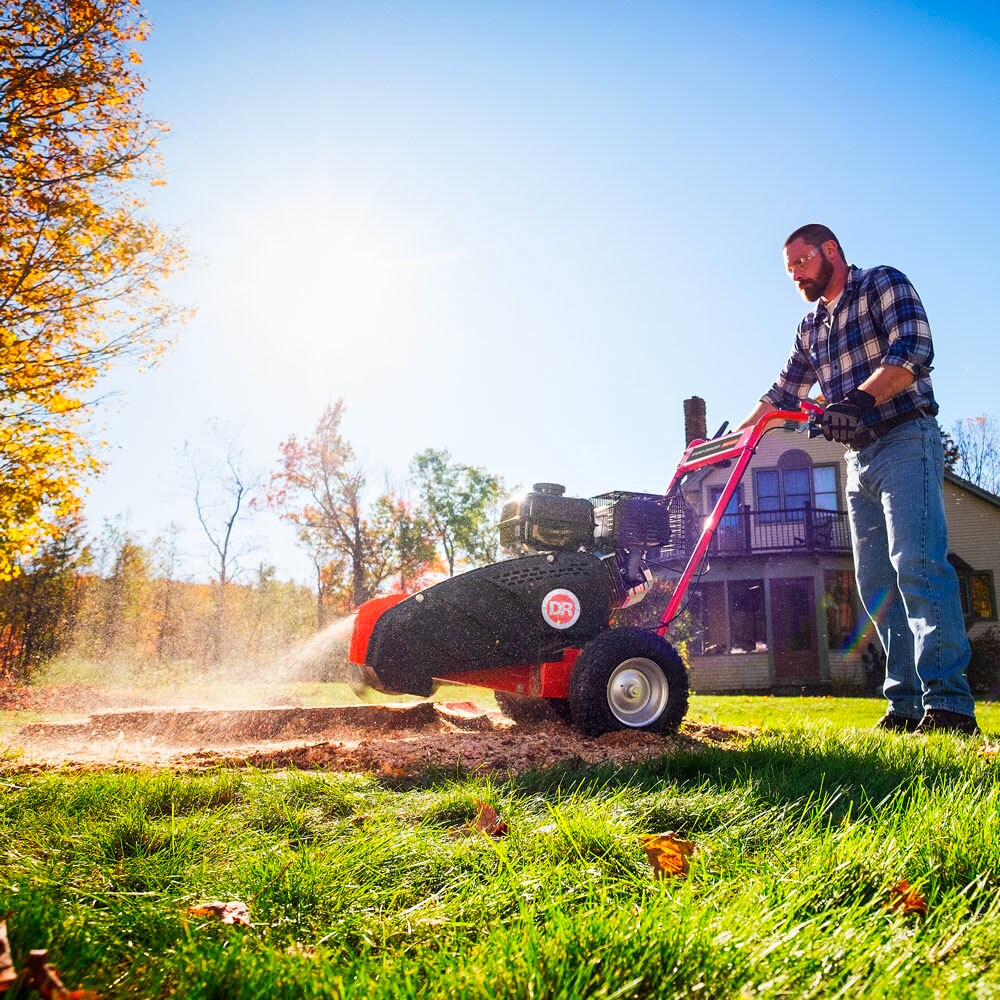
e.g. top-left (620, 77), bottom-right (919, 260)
top-left (494, 690), bottom-right (573, 725)
top-left (569, 627), bottom-right (688, 736)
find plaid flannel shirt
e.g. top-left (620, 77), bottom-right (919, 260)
top-left (762, 264), bottom-right (938, 427)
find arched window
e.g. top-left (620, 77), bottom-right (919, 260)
top-left (755, 451), bottom-right (838, 522)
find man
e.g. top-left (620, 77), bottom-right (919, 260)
top-left (739, 223), bottom-right (977, 735)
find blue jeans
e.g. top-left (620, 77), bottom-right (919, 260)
top-left (845, 416), bottom-right (975, 719)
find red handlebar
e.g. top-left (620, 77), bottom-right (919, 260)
top-left (656, 400), bottom-right (826, 634)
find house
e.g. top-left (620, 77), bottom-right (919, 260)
top-left (659, 398), bottom-right (999, 693)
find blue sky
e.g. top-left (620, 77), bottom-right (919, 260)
top-left (88, 1), bottom-right (1000, 582)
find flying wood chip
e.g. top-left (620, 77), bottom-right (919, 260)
top-left (884, 880), bottom-right (928, 916)
top-left (640, 833), bottom-right (695, 879)
top-left (185, 901), bottom-right (252, 927)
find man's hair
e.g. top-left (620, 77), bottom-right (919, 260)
top-left (784, 223), bottom-right (846, 262)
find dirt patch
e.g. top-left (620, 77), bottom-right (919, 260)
top-left (3, 699), bottom-right (749, 777)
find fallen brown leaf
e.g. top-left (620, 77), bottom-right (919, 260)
top-left (450, 798), bottom-right (508, 838)
top-left (0, 918), bottom-right (16, 993)
top-left (26, 950), bottom-right (101, 999)
top-left (379, 763), bottom-right (409, 777)
top-left (884, 880), bottom-right (928, 916)
top-left (185, 901), bottom-right (252, 927)
top-left (640, 832), bottom-right (695, 879)
top-left (0, 924), bottom-right (100, 998)
top-left (27, 951), bottom-right (67, 999)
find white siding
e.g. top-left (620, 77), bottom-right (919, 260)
top-left (829, 650), bottom-right (870, 688)
top-left (943, 479), bottom-right (1000, 640)
top-left (689, 654), bottom-right (770, 692)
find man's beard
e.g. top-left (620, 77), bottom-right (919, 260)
top-left (798, 255), bottom-right (834, 302)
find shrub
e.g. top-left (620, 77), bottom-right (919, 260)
top-left (968, 626), bottom-right (1000, 694)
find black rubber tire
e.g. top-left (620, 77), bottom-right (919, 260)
top-left (569, 627), bottom-right (688, 736)
top-left (494, 690), bottom-right (573, 725)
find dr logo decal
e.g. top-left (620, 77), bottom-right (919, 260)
top-left (542, 589), bottom-right (581, 629)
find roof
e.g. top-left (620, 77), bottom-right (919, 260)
top-left (944, 470), bottom-right (1000, 510)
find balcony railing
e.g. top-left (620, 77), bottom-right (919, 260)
top-left (653, 502), bottom-right (852, 565)
top-left (709, 504), bottom-right (851, 555)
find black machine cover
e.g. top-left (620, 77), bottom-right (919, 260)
top-left (365, 551), bottom-right (615, 696)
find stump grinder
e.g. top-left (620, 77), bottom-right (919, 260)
top-left (348, 403), bottom-right (823, 735)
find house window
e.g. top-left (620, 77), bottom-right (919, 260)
top-left (812, 467), bottom-right (838, 510)
top-left (958, 571), bottom-right (997, 622)
top-left (709, 486), bottom-right (745, 553)
top-left (729, 580), bottom-right (767, 652)
top-left (755, 450), bottom-right (838, 523)
top-left (824, 570), bottom-right (858, 650)
top-left (949, 554), bottom-right (997, 623)
top-left (690, 579), bottom-right (767, 654)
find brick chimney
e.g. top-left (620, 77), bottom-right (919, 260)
top-left (683, 396), bottom-right (707, 445)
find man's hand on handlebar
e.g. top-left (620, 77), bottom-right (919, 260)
top-left (821, 388), bottom-right (876, 445)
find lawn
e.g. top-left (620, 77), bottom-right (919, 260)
top-left (2, 690), bottom-right (999, 997)
top-left (689, 693), bottom-right (1000, 733)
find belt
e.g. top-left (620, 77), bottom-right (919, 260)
top-left (851, 408), bottom-right (932, 450)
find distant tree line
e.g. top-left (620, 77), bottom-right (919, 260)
top-left (0, 518), bottom-right (315, 685)
top-left (3, 403), bottom-right (998, 685)
top-left (0, 397), bottom-right (506, 683)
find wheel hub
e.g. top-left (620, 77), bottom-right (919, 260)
top-left (606, 657), bottom-right (669, 727)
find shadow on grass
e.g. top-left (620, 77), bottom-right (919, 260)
top-left (478, 732), bottom-right (988, 823)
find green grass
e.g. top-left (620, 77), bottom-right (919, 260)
top-left (689, 693), bottom-right (1000, 733)
top-left (2, 693), bottom-right (1000, 997)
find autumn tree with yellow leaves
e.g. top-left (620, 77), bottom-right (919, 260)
top-left (0, 0), bottom-right (187, 579)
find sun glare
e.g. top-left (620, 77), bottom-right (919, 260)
top-left (231, 201), bottom-right (450, 382)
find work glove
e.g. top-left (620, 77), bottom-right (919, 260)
top-left (821, 388), bottom-right (876, 445)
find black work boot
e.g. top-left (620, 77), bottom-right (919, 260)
top-left (873, 713), bottom-right (921, 733)
top-left (914, 709), bottom-right (980, 736)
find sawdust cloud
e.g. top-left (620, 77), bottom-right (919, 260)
top-left (28, 614), bottom-right (361, 717)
